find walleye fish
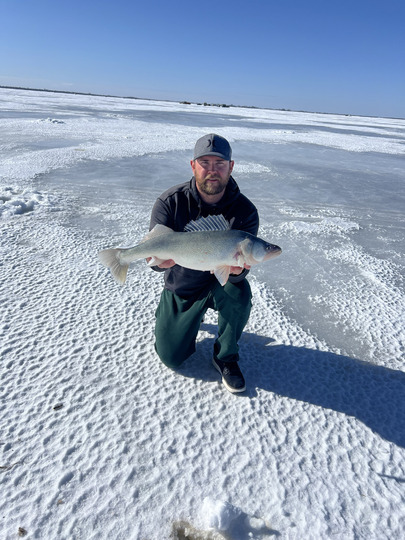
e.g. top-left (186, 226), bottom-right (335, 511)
top-left (98, 214), bottom-right (281, 286)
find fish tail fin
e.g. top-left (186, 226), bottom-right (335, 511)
top-left (98, 248), bottom-right (129, 285)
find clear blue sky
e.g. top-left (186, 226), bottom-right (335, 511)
top-left (1, 0), bottom-right (404, 118)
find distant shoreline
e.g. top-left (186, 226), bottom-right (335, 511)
top-left (1, 85), bottom-right (401, 121)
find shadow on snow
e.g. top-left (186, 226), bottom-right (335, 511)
top-left (179, 324), bottom-right (405, 449)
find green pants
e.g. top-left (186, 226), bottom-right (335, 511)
top-left (154, 279), bottom-right (252, 368)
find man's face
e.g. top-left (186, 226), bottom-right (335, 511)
top-left (191, 155), bottom-right (234, 199)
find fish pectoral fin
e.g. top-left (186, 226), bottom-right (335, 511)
top-left (236, 238), bottom-right (253, 265)
top-left (147, 256), bottom-right (167, 266)
top-left (213, 265), bottom-right (231, 286)
top-left (232, 249), bottom-right (245, 268)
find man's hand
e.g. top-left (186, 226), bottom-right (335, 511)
top-left (229, 264), bottom-right (251, 275)
top-left (146, 257), bottom-right (176, 268)
top-left (147, 259), bottom-right (251, 273)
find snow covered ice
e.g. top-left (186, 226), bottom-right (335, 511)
top-left (1, 88), bottom-right (404, 539)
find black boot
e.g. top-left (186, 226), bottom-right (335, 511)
top-left (212, 357), bottom-right (246, 393)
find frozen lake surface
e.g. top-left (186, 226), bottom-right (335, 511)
top-left (1, 88), bottom-right (404, 539)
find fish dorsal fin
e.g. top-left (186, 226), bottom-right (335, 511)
top-left (184, 214), bottom-right (231, 233)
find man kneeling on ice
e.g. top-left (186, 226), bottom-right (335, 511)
top-left (148, 134), bottom-right (263, 393)
top-left (99, 134), bottom-right (281, 392)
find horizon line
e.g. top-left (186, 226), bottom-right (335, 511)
top-left (0, 84), bottom-right (403, 121)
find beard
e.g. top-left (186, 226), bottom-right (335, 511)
top-left (195, 173), bottom-right (230, 197)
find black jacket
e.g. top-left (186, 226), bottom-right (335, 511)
top-left (149, 176), bottom-right (259, 298)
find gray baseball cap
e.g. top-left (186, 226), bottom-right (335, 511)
top-left (193, 134), bottom-right (232, 161)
